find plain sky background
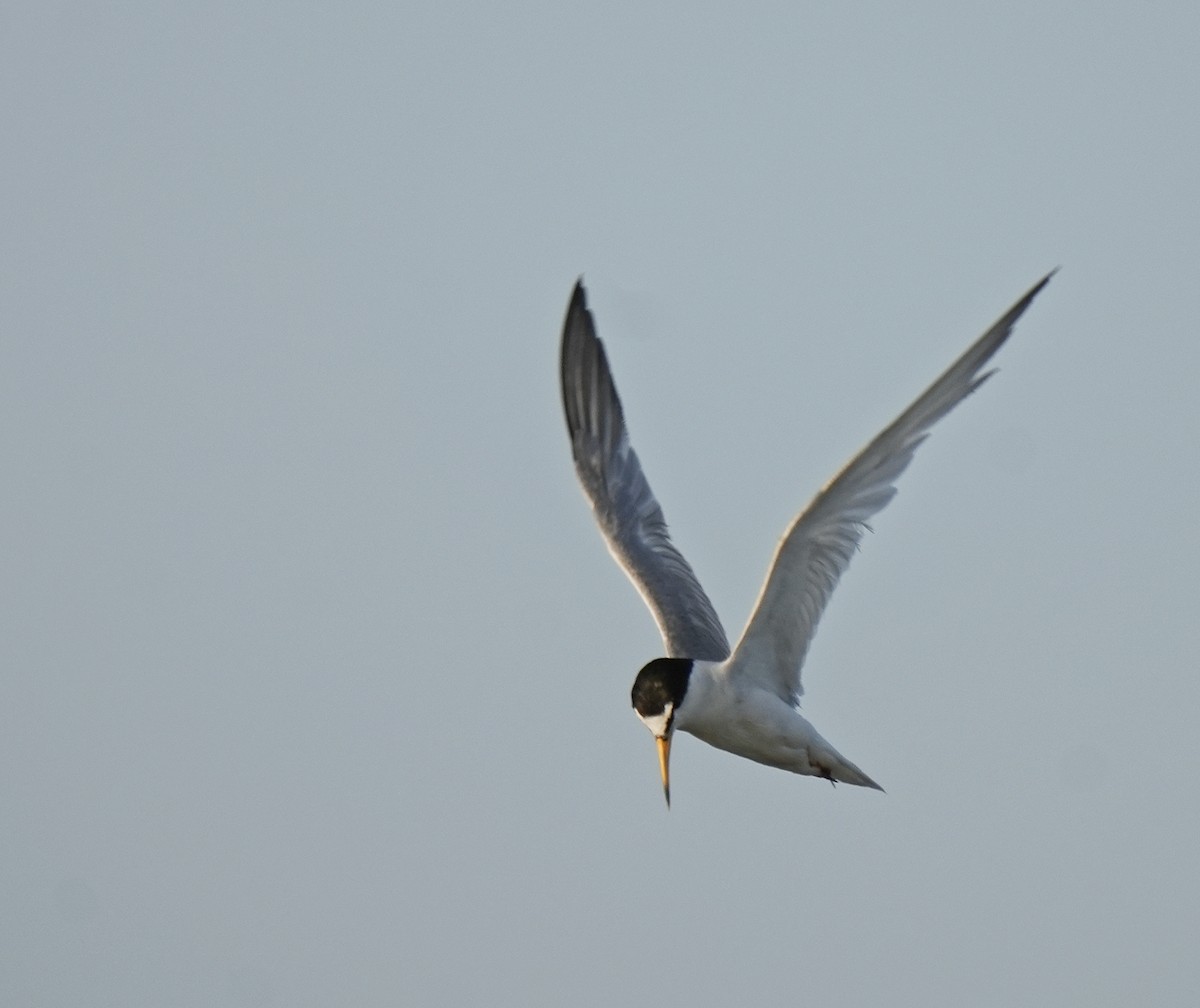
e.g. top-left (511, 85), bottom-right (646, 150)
top-left (3, 2), bottom-right (1198, 1005)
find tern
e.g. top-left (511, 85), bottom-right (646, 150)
top-left (560, 273), bottom-right (1052, 805)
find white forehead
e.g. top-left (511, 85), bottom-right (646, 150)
top-left (637, 706), bottom-right (672, 738)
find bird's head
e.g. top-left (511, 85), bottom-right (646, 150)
top-left (630, 658), bottom-right (693, 808)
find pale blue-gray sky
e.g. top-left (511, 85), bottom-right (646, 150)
top-left (3, 2), bottom-right (1198, 1005)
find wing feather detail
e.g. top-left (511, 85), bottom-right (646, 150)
top-left (728, 272), bottom-right (1054, 703)
top-left (560, 281), bottom-right (731, 661)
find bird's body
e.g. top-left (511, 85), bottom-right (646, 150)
top-left (670, 659), bottom-right (879, 788)
top-left (560, 274), bottom-right (1052, 804)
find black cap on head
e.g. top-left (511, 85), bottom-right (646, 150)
top-left (630, 658), bottom-right (693, 717)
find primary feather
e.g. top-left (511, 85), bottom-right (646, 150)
top-left (560, 282), bottom-right (730, 661)
top-left (730, 272), bottom-right (1055, 704)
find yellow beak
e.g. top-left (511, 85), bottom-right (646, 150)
top-left (656, 734), bottom-right (672, 808)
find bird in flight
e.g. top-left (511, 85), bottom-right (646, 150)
top-left (560, 273), bottom-right (1053, 805)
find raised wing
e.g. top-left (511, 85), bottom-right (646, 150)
top-left (728, 272), bottom-right (1054, 703)
top-left (560, 281), bottom-right (731, 661)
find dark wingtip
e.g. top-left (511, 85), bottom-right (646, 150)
top-left (560, 275), bottom-right (613, 451)
top-left (1018, 268), bottom-right (1057, 307)
top-left (983, 269), bottom-right (1057, 351)
top-left (570, 276), bottom-right (587, 308)
top-left (564, 278), bottom-right (593, 340)
top-left (1020, 267), bottom-right (1058, 308)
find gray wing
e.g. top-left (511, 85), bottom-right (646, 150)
top-left (728, 272), bottom-right (1054, 703)
top-left (560, 280), bottom-right (731, 661)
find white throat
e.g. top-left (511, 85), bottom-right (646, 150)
top-left (639, 705), bottom-right (673, 738)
